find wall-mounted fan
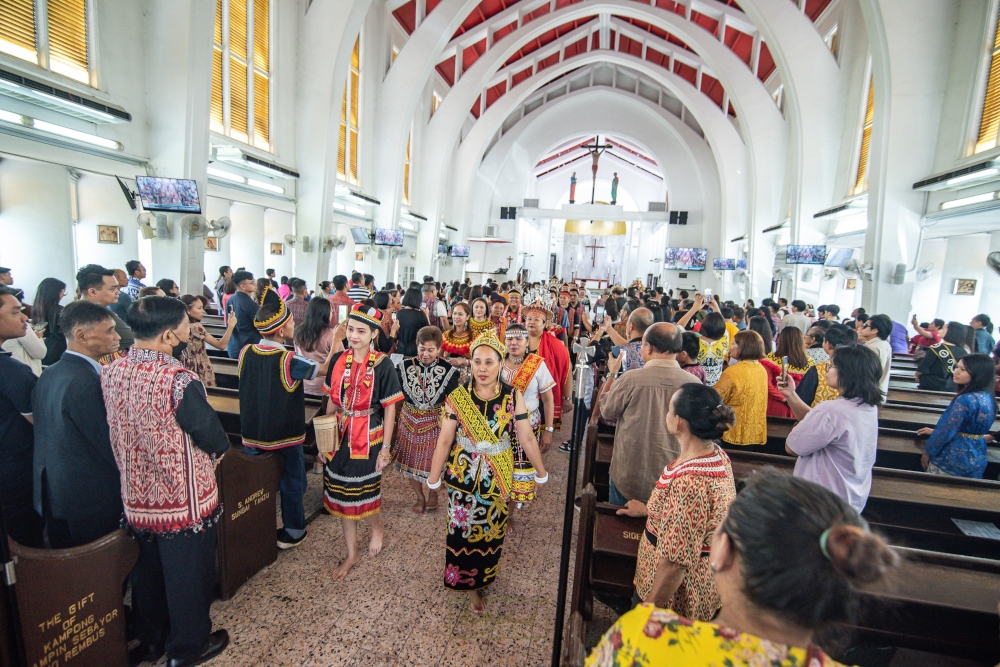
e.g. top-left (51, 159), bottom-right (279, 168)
top-left (284, 234), bottom-right (313, 252)
top-left (916, 262), bottom-right (935, 281)
top-left (987, 252), bottom-right (1000, 277)
top-left (773, 267), bottom-right (793, 280)
top-left (322, 235), bottom-right (347, 252)
top-left (179, 214), bottom-right (209, 239)
top-left (207, 216), bottom-right (231, 239)
top-left (840, 258), bottom-right (872, 281)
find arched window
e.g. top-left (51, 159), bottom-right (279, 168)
top-left (0, 0), bottom-right (90, 84)
top-left (212, 0), bottom-right (270, 151)
top-left (975, 8), bottom-right (1000, 154)
top-left (853, 74), bottom-right (874, 195)
top-left (338, 36), bottom-right (361, 185)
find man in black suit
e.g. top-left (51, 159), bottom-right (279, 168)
top-left (32, 300), bottom-right (123, 548)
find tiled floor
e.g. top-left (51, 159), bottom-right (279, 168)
top-left (191, 423), bottom-right (576, 667)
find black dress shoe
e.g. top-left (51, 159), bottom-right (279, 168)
top-left (129, 642), bottom-right (164, 666)
top-left (166, 629), bottom-right (229, 667)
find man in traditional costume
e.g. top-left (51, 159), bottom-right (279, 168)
top-left (393, 326), bottom-right (459, 513)
top-left (489, 293), bottom-right (508, 339)
top-left (524, 303), bottom-right (572, 427)
top-left (500, 324), bottom-right (555, 529)
top-left (427, 330), bottom-right (549, 613)
top-left (323, 304), bottom-right (404, 580)
top-left (239, 287), bottom-right (337, 549)
top-left (102, 297), bottom-right (230, 666)
top-left (504, 286), bottom-right (525, 325)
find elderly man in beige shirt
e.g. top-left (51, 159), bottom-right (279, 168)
top-left (598, 322), bottom-right (700, 504)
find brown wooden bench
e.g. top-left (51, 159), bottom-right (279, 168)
top-left (574, 497), bottom-right (1000, 663)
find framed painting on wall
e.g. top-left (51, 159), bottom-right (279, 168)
top-left (356, 252), bottom-right (364, 261)
top-left (270, 243), bottom-right (284, 256)
top-left (844, 278), bottom-right (857, 290)
top-left (205, 237), bottom-right (219, 252)
top-left (953, 279), bottom-right (977, 295)
top-left (97, 225), bottom-right (121, 244)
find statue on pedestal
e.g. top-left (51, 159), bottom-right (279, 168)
top-left (569, 172), bottom-right (577, 204)
top-left (611, 173), bottom-right (619, 205)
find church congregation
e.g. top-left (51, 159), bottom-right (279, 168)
top-left (4, 0), bottom-right (1000, 665)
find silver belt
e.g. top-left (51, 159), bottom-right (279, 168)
top-left (456, 433), bottom-right (511, 457)
top-left (337, 407), bottom-right (376, 418)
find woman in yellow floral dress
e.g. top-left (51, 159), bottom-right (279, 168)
top-left (587, 472), bottom-right (900, 666)
top-left (616, 383), bottom-right (736, 621)
top-left (714, 330), bottom-right (769, 448)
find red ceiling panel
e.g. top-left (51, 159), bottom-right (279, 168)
top-left (757, 41), bottom-right (776, 81)
top-left (728, 101), bottom-right (736, 117)
top-left (591, 32), bottom-right (601, 50)
top-left (501, 18), bottom-right (595, 68)
top-left (562, 35), bottom-right (589, 59)
top-left (724, 26), bottom-right (753, 65)
top-left (700, 72), bottom-right (724, 107)
top-left (724, 0), bottom-right (742, 9)
top-left (426, 0), bottom-right (442, 16)
top-left (511, 66), bottom-right (533, 87)
top-left (485, 80), bottom-right (507, 108)
top-left (392, 1), bottom-right (417, 34)
top-left (470, 97), bottom-right (481, 118)
top-left (493, 21), bottom-right (517, 43)
top-left (435, 58), bottom-right (455, 87)
top-left (522, 2), bottom-right (550, 26)
top-left (617, 34), bottom-right (643, 58)
top-left (651, 0), bottom-right (686, 18)
top-left (690, 10), bottom-right (719, 37)
top-left (536, 51), bottom-right (560, 72)
top-left (453, 0), bottom-right (518, 39)
top-left (673, 60), bottom-right (696, 86)
top-left (805, 0), bottom-right (833, 21)
top-left (618, 17), bottom-right (668, 41)
top-left (644, 47), bottom-right (669, 69)
top-left (463, 39), bottom-right (488, 71)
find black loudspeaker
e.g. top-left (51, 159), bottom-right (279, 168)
top-left (669, 211), bottom-right (688, 225)
top-left (500, 207), bottom-right (517, 220)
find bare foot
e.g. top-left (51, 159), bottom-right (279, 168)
top-left (412, 498), bottom-right (425, 514)
top-left (368, 523), bottom-right (385, 557)
top-left (425, 491), bottom-right (439, 512)
top-left (332, 554), bottom-right (359, 581)
top-left (469, 590), bottom-right (486, 613)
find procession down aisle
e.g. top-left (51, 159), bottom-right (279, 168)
top-left (191, 421), bottom-right (572, 667)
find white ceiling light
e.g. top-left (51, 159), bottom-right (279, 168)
top-left (940, 192), bottom-right (997, 210)
top-left (399, 220), bottom-right (416, 231)
top-left (947, 168), bottom-right (1000, 186)
top-left (207, 166), bottom-right (245, 183)
top-left (0, 110), bottom-right (122, 150)
top-left (333, 202), bottom-right (346, 211)
top-left (246, 178), bottom-right (284, 194)
top-left (334, 183), bottom-right (380, 207)
top-left (346, 205), bottom-right (368, 217)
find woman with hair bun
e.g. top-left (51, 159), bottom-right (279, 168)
top-left (588, 472), bottom-right (899, 666)
top-left (616, 383), bottom-right (737, 620)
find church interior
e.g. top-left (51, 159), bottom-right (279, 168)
top-left (2, 0), bottom-right (1000, 665)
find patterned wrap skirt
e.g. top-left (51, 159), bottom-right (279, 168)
top-left (444, 442), bottom-right (514, 591)
top-left (510, 408), bottom-right (541, 504)
top-left (324, 435), bottom-right (383, 520)
top-left (392, 403), bottom-right (441, 482)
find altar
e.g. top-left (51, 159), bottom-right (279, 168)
top-left (562, 229), bottom-right (628, 284)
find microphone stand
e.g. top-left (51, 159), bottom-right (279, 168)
top-left (550, 337), bottom-right (595, 667)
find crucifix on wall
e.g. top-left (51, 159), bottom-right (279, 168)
top-left (506, 256), bottom-right (514, 269)
top-left (584, 237), bottom-right (605, 267)
top-left (582, 135), bottom-right (612, 204)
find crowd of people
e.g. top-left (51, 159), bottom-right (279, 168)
top-left (1, 259), bottom-right (997, 665)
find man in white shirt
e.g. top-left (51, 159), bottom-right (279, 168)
top-left (858, 313), bottom-right (893, 396)
top-left (778, 299), bottom-right (811, 334)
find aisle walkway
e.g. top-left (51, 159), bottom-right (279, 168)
top-left (202, 422), bottom-right (575, 667)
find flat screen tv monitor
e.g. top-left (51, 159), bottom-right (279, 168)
top-left (450, 245), bottom-right (470, 258)
top-left (373, 228), bottom-right (403, 246)
top-left (786, 245), bottom-right (828, 265)
top-left (135, 176), bottom-right (201, 213)
top-left (664, 247), bottom-right (707, 271)
top-left (824, 247), bottom-right (854, 267)
top-left (350, 227), bottom-right (371, 245)
top-left (713, 258), bottom-right (736, 271)
top-left (736, 259), bottom-right (747, 270)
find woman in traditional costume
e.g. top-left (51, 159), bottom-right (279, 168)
top-left (468, 297), bottom-right (496, 340)
top-left (442, 302), bottom-right (473, 384)
top-left (393, 326), bottom-right (459, 513)
top-left (323, 304), bottom-right (404, 580)
top-left (500, 324), bottom-right (555, 529)
top-left (427, 330), bottom-right (549, 613)
top-left (916, 321), bottom-right (972, 392)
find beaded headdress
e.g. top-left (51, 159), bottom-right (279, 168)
top-left (348, 303), bottom-right (382, 329)
top-left (506, 286), bottom-right (523, 296)
top-left (254, 285), bottom-right (290, 335)
top-left (522, 302), bottom-right (553, 321)
top-left (470, 328), bottom-right (507, 358)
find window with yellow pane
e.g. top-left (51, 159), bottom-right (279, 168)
top-left (975, 8), bottom-right (1000, 154)
top-left (0, 0), bottom-right (92, 85)
top-left (853, 74), bottom-right (874, 195)
top-left (212, 0), bottom-right (271, 152)
top-left (338, 36), bottom-right (361, 185)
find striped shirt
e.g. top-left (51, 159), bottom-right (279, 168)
top-left (347, 285), bottom-right (370, 302)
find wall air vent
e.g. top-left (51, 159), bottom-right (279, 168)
top-left (0, 68), bottom-right (131, 123)
top-left (522, 198), bottom-right (539, 208)
top-left (648, 202), bottom-right (667, 212)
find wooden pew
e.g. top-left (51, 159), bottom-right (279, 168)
top-left (205, 386), bottom-right (323, 444)
top-left (580, 503), bottom-right (1000, 663)
top-left (584, 427), bottom-right (1000, 559)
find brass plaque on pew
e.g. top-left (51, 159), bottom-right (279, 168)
top-left (216, 448), bottom-right (283, 600)
top-left (11, 530), bottom-right (138, 667)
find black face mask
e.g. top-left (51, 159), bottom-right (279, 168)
top-left (171, 341), bottom-right (188, 359)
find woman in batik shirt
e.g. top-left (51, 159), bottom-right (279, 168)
top-left (616, 383), bottom-right (736, 620)
top-left (393, 326), bottom-right (459, 513)
top-left (323, 304), bottom-right (404, 581)
top-left (426, 330), bottom-right (549, 613)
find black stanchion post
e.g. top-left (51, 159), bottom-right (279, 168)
top-left (0, 507), bottom-right (27, 667)
top-left (551, 338), bottom-right (595, 667)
